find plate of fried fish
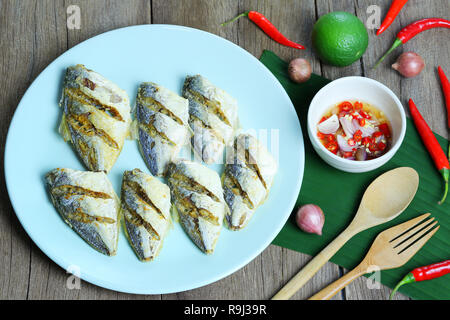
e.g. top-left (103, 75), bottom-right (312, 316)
top-left (4, 25), bottom-right (304, 294)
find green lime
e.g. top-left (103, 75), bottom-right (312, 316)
top-left (312, 11), bottom-right (368, 67)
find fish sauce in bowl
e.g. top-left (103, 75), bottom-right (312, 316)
top-left (316, 101), bottom-right (392, 161)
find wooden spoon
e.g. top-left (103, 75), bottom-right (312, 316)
top-left (272, 167), bottom-right (419, 300)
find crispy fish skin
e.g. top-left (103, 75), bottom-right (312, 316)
top-left (137, 82), bottom-right (190, 176)
top-left (45, 168), bottom-right (120, 256)
top-left (59, 65), bottom-right (131, 172)
top-left (167, 160), bottom-right (227, 254)
top-left (182, 75), bottom-right (238, 164)
top-left (223, 134), bottom-right (278, 230)
top-left (121, 169), bottom-right (171, 261)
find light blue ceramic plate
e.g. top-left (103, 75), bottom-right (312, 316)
top-left (4, 25), bottom-right (304, 294)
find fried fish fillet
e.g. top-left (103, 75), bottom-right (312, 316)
top-left (223, 133), bottom-right (278, 230)
top-left (45, 168), bottom-right (120, 256)
top-left (167, 160), bottom-right (228, 254)
top-left (121, 169), bottom-right (172, 261)
top-left (136, 82), bottom-right (190, 176)
top-left (59, 65), bottom-right (131, 172)
top-left (182, 75), bottom-right (238, 164)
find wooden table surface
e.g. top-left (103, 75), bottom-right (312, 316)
top-left (1, 0), bottom-right (449, 300)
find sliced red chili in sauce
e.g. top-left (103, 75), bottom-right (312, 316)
top-left (379, 123), bottom-right (391, 138)
top-left (347, 138), bottom-right (356, 146)
top-left (373, 131), bottom-right (382, 138)
top-left (317, 101), bottom-right (391, 160)
top-left (325, 141), bottom-right (339, 154)
top-left (359, 118), bottom-right (366, 126)
top-left (378, 142), bottom-right (386, 151)
top-left (360, 111), bottom-right (372, 119)
top-left (319, 116), bottom-right (328, 123)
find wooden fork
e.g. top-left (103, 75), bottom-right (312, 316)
top-left (308, 213), bottom-right (440, 300)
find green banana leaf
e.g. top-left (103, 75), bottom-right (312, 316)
top-left (262, 50), bottom-right (450, 300)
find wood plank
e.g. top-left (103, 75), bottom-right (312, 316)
top-left (164, 254), bottom-right (265, 300)
top-left (305, 0), bottom-right (406, 300)
top-left (357, 0), bottom-right (403, 100)
top-left (342, 0), bottom-right (405, 301)
top-left (151, 0), bottom-right (243, 299)
top-left (269, 247), bottom-right (344, 300)
top-left (0, 0), bottom-right (32, 298)
top-left (235, 0), bottom-right (319, 67)
top-left (356, 0), bottom-right (450, 142)
top-left (65, 0), bottom-right (151, 48)
top-left (315, 0), bottom-right (364, 78)
top-left (292, 0), bottom-right (367, 300)
top-left (151, 0), bottom-right (239, 44)
top-left (344, 0), bottom-right (449, 301)
top-left (1, 0), bottom-right (447, 300)
top-left (233, 0), bottom-right (343, 301)
top-left (152, 0), bottom-right (341, 300)
top-left (22, 0), bottom-right (152, 300)
top-left (399, 0), bottom-right (450, 139)
top-left (0, 0), bottom-right (69, 300)
top-left (24, 0), bottom-right (69, 300)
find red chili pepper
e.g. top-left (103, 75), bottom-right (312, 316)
top-left (319, 116), bottom-right (329, 123)
top-left (359, 118), bottom-right (366, 127)
top-left (325, 141), bottom-right (338, 154)
top-left (379, 123), bottom-right (391, 138)
top-left (326, 134), bottom-right (335, 142)
top-left (376, 0), bottom-right (409, 36)
top-left (338, 111), bottom-right (348, 118)
top-left (377, 142), bottom-right (386, 151)
top-left (360, 110), bottom-right (371, 119)
top-left (437, 66), bottom-right (450, 161)
top-left (342, 151), bottom-right (353, 158)
top-left (409, 98), bottom-right (450, 204)
top-left (390, 260), bottom-right (450, 299)
top-left (368, 143), bottom-right (378, 152)
top-left (373, 131), bottom-right (383, 138)
top-left (375, 18), bottom-right (450, 67)
top-left (339, 101), bottom-right (353, 112)
top-left (354, 101), bottom-right (363, 111)
top-left (353, 130), bottom-right (362, 142)
top-left (221, 11), bottom-right (305, 50)
top-left (347, 138), bottom-right (356, 147)
top-left (438, 66), bottom-right (450, 128)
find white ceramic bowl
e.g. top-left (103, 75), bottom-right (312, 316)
top-left (307, 76), bottom-right (406, 173)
